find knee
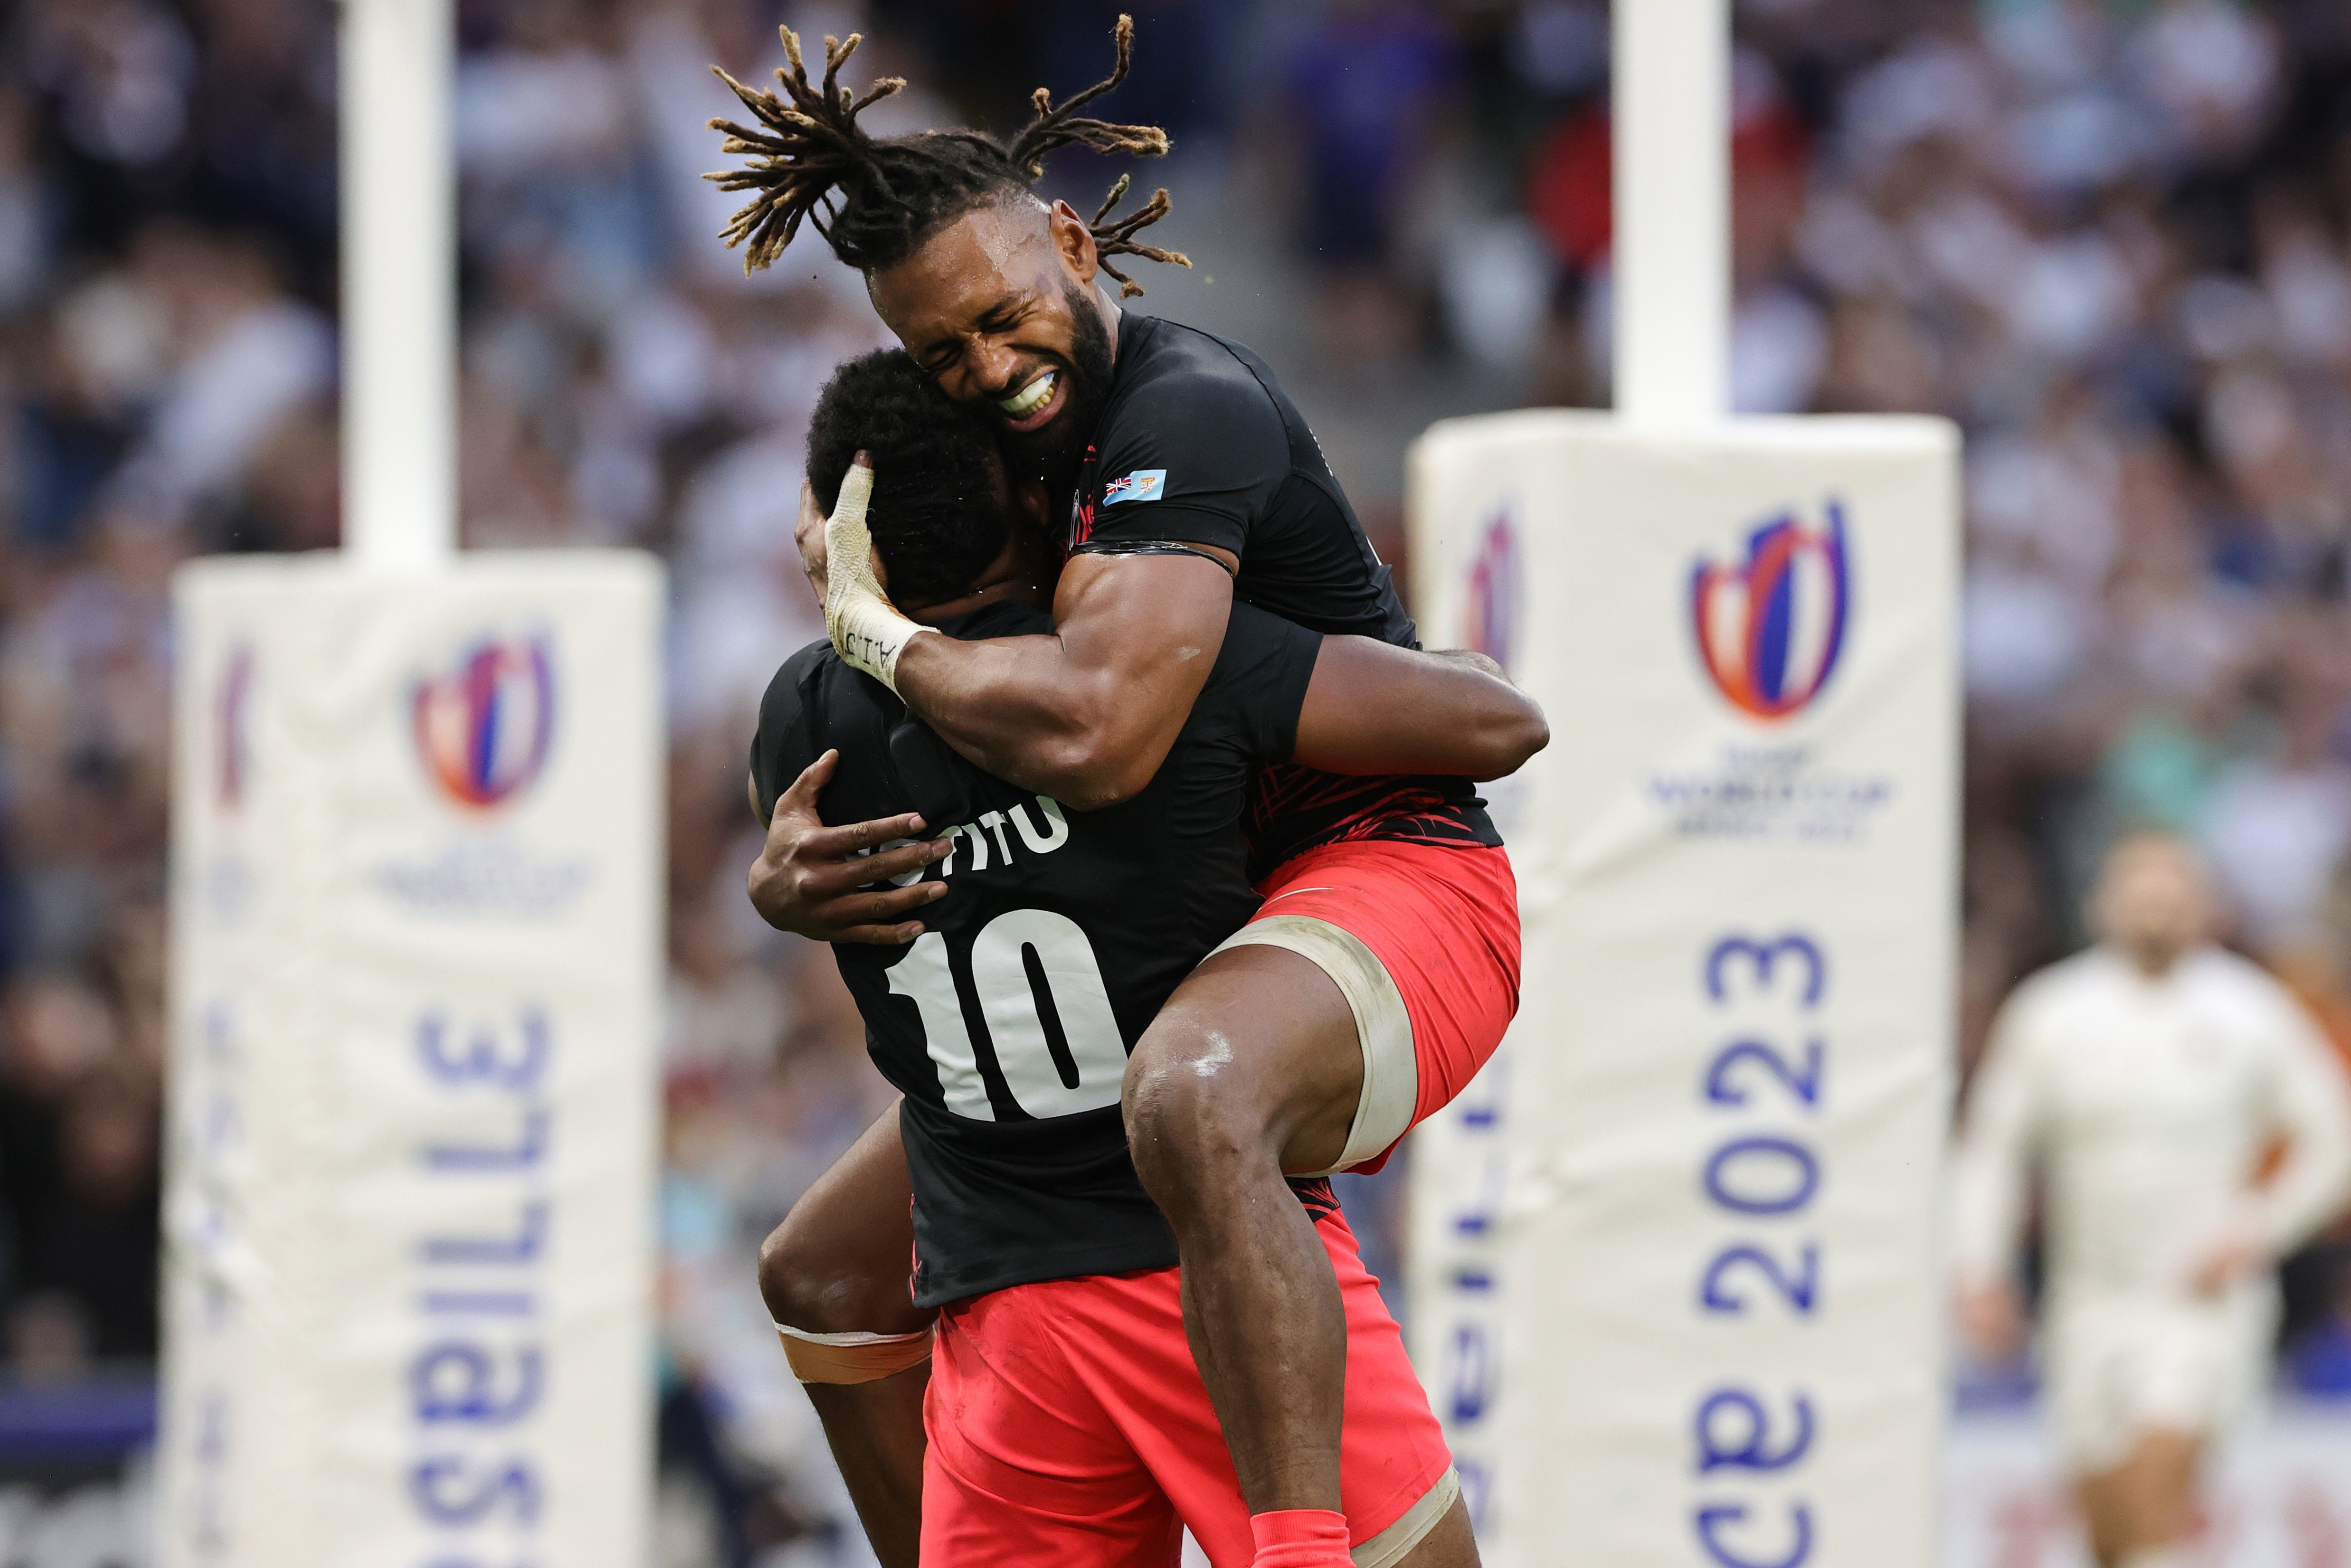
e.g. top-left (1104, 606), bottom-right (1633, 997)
top-left (757, 1206), bottom-right (924, 1337)
top-left (1121, 1033), bottom-right (1277, 1205)
top-left (755, 1214), bottom-right (841, 1332)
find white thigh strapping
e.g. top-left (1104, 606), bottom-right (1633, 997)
top-left (1354, 1467), bottom-right (1460, 1568)
top-left (1207, 914), bottom-right (1415, 1174)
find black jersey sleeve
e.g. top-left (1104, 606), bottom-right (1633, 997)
top-left (748, 638), bottom-right (835, 821)
top-left (1197, 604), bottom-right (1321, 765)
top-left (1075, 363), bottom-right (1287, 559)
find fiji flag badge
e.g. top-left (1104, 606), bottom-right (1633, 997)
top-left (1102, 469), bottom-right (1167, 507)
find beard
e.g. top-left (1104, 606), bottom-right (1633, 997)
top-left (999, 277), bottom-right (1118, 491)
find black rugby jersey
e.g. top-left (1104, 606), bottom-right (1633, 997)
top-left (751, 598), bottom-right (1323, 1306)
top-left (1066, 312), bottom-right (1500, 875)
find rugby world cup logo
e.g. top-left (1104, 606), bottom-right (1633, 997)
top-left (1462, 508), bottom-right (1520, 675)
top-left (1689, 501), bottom-right (1851, 721)
top-left (412, 636), bottom-right (555, 809)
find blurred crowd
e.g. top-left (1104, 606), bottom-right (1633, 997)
top-left (0, 0), bottom-right (2348, 1560)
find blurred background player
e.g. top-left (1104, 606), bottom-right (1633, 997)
top-left (1954, 831), bottom-right (2351, 1568)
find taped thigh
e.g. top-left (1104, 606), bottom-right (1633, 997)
top-left (1208, 914), bottom-right (1414, 1175)
top-left (1355, 1468), bottom-right (1460, 1568)
top-left (775, 1323), bottom-right (935, 1384)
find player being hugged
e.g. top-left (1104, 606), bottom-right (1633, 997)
top-left (714, 21), bottom-right (1532, 1568)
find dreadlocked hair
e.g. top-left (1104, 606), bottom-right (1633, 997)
top-left (704, 15), bottom-right (1191, 296)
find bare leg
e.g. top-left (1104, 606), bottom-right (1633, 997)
top-left (758, 1107), bottom-right (933, 1568)
top-left (800, 1370), bottom-right (929, 1568)
top-left (1124, 946), bottom-right (1365, 1520)
top-left (2076, 1465), bottom-right (2132, 1568)
top-left (1395, 1497), bottom-right (1480, 1568)
top-left (2074, 1427), bottom-right (2204, 1568)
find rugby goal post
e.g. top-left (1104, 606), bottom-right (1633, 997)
top-left (1405, 5), bottom-right (1960, 1568)
top-left (155, 0), bottom-right (665, 1563)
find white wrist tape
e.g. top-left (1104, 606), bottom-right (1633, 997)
top-left (823, 461), bottom-right (935, 692)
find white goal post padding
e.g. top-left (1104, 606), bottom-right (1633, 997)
top-left (1407, 413), bottom-right (1960, 1568)
top-left (159, 551), bottom-right (664, 1568)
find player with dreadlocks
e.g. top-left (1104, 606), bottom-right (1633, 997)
top-left (721, 21), bottom-right (1525, 1568)
top-left (758, 349), bottom-right (1533, 1567)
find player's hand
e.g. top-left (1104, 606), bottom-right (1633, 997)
top-left (1957, 1280), bottom-right (2026, 1362)
top-left (2187, 1231), bottom-right (2264, 1296)
top-left (749, 750), bottom-right (949, 944)
top-left (795, 453), bottom-right (888, 613)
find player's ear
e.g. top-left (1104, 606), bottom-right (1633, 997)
top-left (1048, 199), bottom-right (1098, 285)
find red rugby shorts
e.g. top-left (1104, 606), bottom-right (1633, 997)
top-left (920, 1206), bottom-right (1456, 1567)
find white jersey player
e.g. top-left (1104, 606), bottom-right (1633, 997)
top-left (1954, 832), bottom-right (2351, 1568)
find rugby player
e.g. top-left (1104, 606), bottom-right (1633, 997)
top-left (713, 25), bottom-right (1525, 1564)
top-left (755, 348), bottom-right (1541, 1565)
top-left (1955, 834), bottom-right (2351, 1568)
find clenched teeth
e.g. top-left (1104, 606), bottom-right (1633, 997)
top-left (997, 372), bottom-right (1056, 418)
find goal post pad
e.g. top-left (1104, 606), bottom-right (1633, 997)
top-left (1405, 413), bottom-right (1960, 1568)
top-left (160, 550), bottom-right (665, 1568)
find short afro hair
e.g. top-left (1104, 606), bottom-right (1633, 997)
top-left (806, 349), bottom-right (1009, 608)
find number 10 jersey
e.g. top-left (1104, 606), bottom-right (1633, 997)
top-left (751, 598), bottom-right (1322, 1306)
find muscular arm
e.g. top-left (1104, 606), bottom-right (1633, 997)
top-left (889, 551), bottom-right (1236, 810)
top-left (1292, 640), bottom-right (1547, 781)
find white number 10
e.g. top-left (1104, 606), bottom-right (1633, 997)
top-left (885, 908), bottom-right (1128, 1120)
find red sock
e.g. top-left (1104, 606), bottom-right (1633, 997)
top-left (1250, 1508), bottom-right (1353, 1568)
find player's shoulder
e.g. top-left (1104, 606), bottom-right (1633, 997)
top-left (2179, 946), bottom-right (2299, 1016)
top-left (1116, 316), bottom-right (1281, 429)
top-left (758, 636), bottom-right (843, 727)
top-left (2181, 945), bottom-right (2275, 987)
top-left (2004, 948), bottom-right (2117, 1022)
top-left (749, 637), bottom-right (855, 816)
top-left (756, 636), bottom-right (910, 760)
top-left (775, 634), bottom-right (836, 684)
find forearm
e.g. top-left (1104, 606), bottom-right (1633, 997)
top-left (2250, 1152), bottom-right (2351, 1258)
top-left (1949, 1140), bottom-right (2027, 1289)
top-left (1292, 641), bottom-right (1548, 780)
top-left (1950, 1040), bottom-right (2038, 1288)
top-left (2250, 1065), bottom-right (2351, 1255)
top-left (1432, 649), bottom-right (1507, 682)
